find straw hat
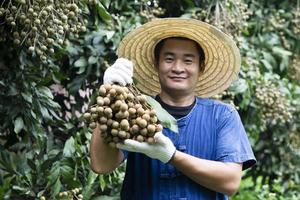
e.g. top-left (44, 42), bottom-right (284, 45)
top-left (117, 18), bottom-right (241, 97)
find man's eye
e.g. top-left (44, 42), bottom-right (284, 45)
top-left (165, 57), bottom-right (173, 62)
top-left (185, 60), bottom-right (193, 64)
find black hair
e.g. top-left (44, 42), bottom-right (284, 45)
top-left (154, 37), bottom-right (206, 72)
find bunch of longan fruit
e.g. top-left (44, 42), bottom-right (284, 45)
top-left (83, 84), bottom-right (162, 147)
top-left (0, 0), bottom-right (87, 60)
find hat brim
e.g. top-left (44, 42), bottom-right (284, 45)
top-left (117, 18), bottom-right (241, 97)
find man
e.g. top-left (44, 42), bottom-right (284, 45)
top-left (90, 18), bottom-right (256, 200)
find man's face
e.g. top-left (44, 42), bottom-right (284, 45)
top-left (157, 38), bottom-right (200, 96)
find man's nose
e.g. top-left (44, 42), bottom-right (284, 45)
top-left (171, 60), bottom-right (184, 73)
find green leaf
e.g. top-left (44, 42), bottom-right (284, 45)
top-left (272, 46), bottom-right (292, 57)
top-left (21, 92), bottom-right (32, 103)
top-left (51, 179), bottom-right (61, 198)
top-left (144, 95), bottom-right (178, 133)
top-left (82, 170), bottom-right (98, 200)
top-left (74, 57), bottom-right (88, 68)
top-left (63, 137), bottom-right (75, 157)
top-left (39, 86), bottom-right (53, 99)
top-left (261, 59), bottom-right (273, 70)
top-left (14, 117), bottom-right (24, 134)
top-left (229, 78), bottom-right (248, 93)
top-left (88, 56), bottom-right (98, 65)
top-left (96, 2), bottom-right (112, 21)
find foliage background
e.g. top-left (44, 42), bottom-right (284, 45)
top-left (0, 0), bottom-right (299, 199)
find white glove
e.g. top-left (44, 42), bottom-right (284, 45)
top-left (103, 58), bottom-right (133, 86)
top-left (117, 132), bottom-right (176, 163)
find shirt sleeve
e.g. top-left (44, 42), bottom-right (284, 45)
top-left (215, 105), bottom-right (256, 170)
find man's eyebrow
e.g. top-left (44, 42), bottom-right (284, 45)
top-left (163, 52), bottom-right (196, 58)
top-left (163, 52), bottom-right (175, 56)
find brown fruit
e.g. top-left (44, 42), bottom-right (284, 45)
top-left (99, 116), bottom-right (107, 124)
top-left (96, 97), bottom-right (104, 106)
top-left (104, 107), bottom-right (113, 116)
top-left (108, 88), bottom-right (116, 96)
top-left (83, 112), bottom-right (91, 121)
top-left (111, 128), bottom-right (118, 136)
top-left (111, 121), bottom-right (119, 129)
top-left (128, 107), bottom-right (136, 115)
top-left (99, 124), bottom-right (107, 132)
top-left (136, 135), bottom-right (144, 142)
top-left (140, 128), bottom-right (148, 136)
top-left (137, 118), bottom-right (147, 128)
top-left (150, 116), bottom-right (158, 123)
top-left (137, 107), bottom-right (145, 116)
top-left (103, 97), bottom-right (110, 105)
top-left (99, 86), bottom-right (106, 96)
top-left (147, 137), bottom-right (155, 144)
top-left (147, 124), bottom-right (156, 134)
top-left (89, 122), bottom-right (96, 129)
top-left (131, 124), bottom-right (139, 134)
top-left (156, 124), bottom-right (163, 132)
top-left (142, 113), bottom-right (150, 121)
top-left (118, 131), bottom-right (127, 138)
top-left (120, 119), bottom-right (130, 130)
top-left (120, 103), bottom-right (128, 111)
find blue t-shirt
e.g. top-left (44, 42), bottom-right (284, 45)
top-left (121, 97), bottom-right (256, 200)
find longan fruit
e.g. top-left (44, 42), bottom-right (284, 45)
top-left (96, 106), bottom-right (104, 113)
top-left (156, 124), bottom-right (163, 132)
top-left (104, 107), bottom-right (113, 116)
top-left (120, 103), bottom-right (128, 111)
top-left (108, 88), bottom-right (116, 96)
top-left (111, 128), bottom-right (118, 136)
top-left (136, 135), bottom-right (144, 142)
top-left (103, 97), bottom-right (110, 105)
top-left (137, 107), bottom-right (145, 116)
top-left (137, 118), bottom-right (147, 128)
top-left (130, 124), bottom-right (139, 134)
top-left (99, 86), bottom-right (106, 96)
top-left (99, 116), bottom-right (107, 124)
top-left (99, 124), bottom-right (107, 132)
top-left (142, 113), bottom-right (150, 121)
top-left (111, 121), bottom-right (119, 129)
top-left (147, 124), bottom-right (156, 134)
top-left (103, 84), bottom-right (112, 91)
top-left (89, 122), bottom-right (96, 129)
top-left (137, 95), bottom-right (146, 104)
top-left (127, 93), bottom-right (134, 101)
top-left (118, 131), bottom-right (127, 138)
top-left (120, 119), bottom-right (130, 130)
top-left (147, 137), bottom-right (155, 144)
top-left (149, 109), bottom-right (156, 116)
top-left (83, 113), bottom-right (91, 121)
top-left (150, 116), bottom-right (158, 123)
top-left (107, 119), bottom-right (113, 126)
top-left (90, 107), bottom-right (97, 113)
top-left (114, 100), bottom-right (122, 108)
top-left (96, 97), bottom-right (104, 106)
top-left (140, 128), bottom-right (148, 136)
top-left (91, 113), bottom-right (98, 120)
top-left (128, 107), bottom-right (136, 115)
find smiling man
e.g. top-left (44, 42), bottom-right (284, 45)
top-left (90, 18), bottom-right (256, 200)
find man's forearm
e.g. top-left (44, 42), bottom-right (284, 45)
top-left (90, 124), bottom-right (124, 174)
top-left (169, 150), bottom-right (242, 196)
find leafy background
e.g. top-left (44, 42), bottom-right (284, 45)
top-left (0, 0), bottom-right (299, 199)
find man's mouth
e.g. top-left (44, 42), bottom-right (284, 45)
top-left (169, 76), bottom-right (186, 81)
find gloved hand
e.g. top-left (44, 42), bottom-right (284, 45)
top-left (103, 58), bottom-right (133, 86)
top-left (117, 132), bottom-right (176, 163)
